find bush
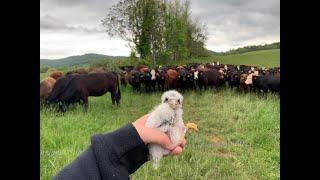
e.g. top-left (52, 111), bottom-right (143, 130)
top-left (40, 66), bottom-right (49, 73)
top-left (89, 60), bottom-right (121, 73)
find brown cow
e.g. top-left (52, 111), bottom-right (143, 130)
top-left (165, 69), bottom-right (178, 90)
top-left (136, 65), bottom-right (148, 72)
top-left (49, 72), bottom-right (121, 112)
top-left (139, 67), bottom-right (150, 73)
top-left (50, 71), bottom-right (63, 80)
top-left (40, 77), bottom-right (56, 103)
top-left (240, 73), bottom-right (249, 90)
top-left (196, 64), bottom-right (208, 72)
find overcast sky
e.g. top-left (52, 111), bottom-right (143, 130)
top-left (40, 0), bottom-right (280, 59)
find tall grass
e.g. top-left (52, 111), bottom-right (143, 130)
top-left (41, 87), bottom-right (279, 180)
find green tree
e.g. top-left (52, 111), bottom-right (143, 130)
top-left (102, 0), bottom-right (208, 64)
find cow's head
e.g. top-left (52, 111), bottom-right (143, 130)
top-left (186, 72), bottom-right (194, 81)
top-left (218, 69), bottom-right (225, 79)
top-left (178, 69), bottom-right (187, 81)
top-left (132, 72), bottom-right (141, 83)
top-left (194, 71), bottom-right (199, 80)
top-left (230, 71), bottom-right (239, 82)
top-left (150, 69), bottom-right (156, 80)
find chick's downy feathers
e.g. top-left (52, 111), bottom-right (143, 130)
top-left (145, 90), bottom-right (185, 169)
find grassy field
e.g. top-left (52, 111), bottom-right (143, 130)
top-left (177, 49), bottom-right (280, 68)
top-left (40, 50), bottom-right (280, 179)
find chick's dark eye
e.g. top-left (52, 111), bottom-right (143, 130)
top-left (178, 99), bottom-right (180, 104)
top-left (164, 98), bottom-right (168, 102)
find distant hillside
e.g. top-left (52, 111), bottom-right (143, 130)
top-left (177, 49), bottom-right (280, 68)
top-left (222, 42), bottom-right (280, 55)
top-left (40, 42), bottom-right (279, 69)
top-left (206, 42), bottom-right (279, 56)
top-left (40, 53), bottom-right (127, 68)
top-left (206, 49), bottom-right (220, 55)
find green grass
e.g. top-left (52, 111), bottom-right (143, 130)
top-left (40, 49), bottom-right (280, 179)
top-left (177, 49), bottom-right (280, 68)
top-left (40, 87), bottom-right (279, 180)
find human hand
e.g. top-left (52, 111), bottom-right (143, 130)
top-left (132, 114), bottom-right (186, 155)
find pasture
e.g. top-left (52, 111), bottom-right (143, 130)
top-left (40, 49), bottom-right (280, 180)
top-left (176, 49), bottom-right (280, 68)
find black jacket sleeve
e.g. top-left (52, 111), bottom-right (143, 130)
top-left (52, 123), bottom-right (149, 180)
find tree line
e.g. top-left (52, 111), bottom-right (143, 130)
top-left (102, 0), bottom-right (208, 65)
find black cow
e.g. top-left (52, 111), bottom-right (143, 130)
top-left (49, 72), bottom-right (121, 112)
top-left (142, 70), bottom-right (156, 92)
top-left (46, 74), bottom-right (79, 105)
top-left (177, 68), bottom-right (188, 92)
top-left (226, 69), bottom-right (240, 89)
top-left (129, 70), bottom-right (141, 92)
top-left (156, 70), bottom-right (165, 91)
top-left (252, 74), bottom-right (280, 94)
top-left (197, 69), bottom-right (224, 90)
top-left (185, 71), bottom-right (196, 90)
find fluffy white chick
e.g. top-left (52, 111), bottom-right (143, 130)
top-left (145, 90), bottom-right (185, 169)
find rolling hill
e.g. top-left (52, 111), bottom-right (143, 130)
top-left (40, 53), bottom-right (127, 68)
top-left (40, 42), bottom-right (280, 69)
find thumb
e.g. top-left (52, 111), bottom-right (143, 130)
top-left (143, 127), bottom-right (175, 150)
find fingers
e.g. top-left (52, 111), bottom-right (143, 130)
top-left (170, 146), bottom-right (183, 155)
top-left (169, 137), bottom-right (186, 155)
top-left (133, 114), bottom-right (187, 154)
top-left (144, 127), bottom-right (175, 150)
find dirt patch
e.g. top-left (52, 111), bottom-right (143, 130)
top-left (212, 152), bottom-right (234, 158)
top-left (211, 135), bottom-right (222, 143)
top-left (205, 134), bottom-right (224, 145)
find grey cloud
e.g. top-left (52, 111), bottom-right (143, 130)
top-left (40, 14), bottom-right (104, 33)
top-left (40, 14), bottom-right (66, 30)
top-left (189, 0), bottom-right (279, 50)
top-left (41, 0), bottom-right (279, 57)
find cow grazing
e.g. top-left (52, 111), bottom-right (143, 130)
top-left (40, 77), bottom-right (56, 104)
top-left (47, 74), bottom-right (82, 106)
top-left (48, 72), bottom-right (121, 112)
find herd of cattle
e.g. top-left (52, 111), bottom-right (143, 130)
top-left (40, 62), bottom-right (280, 112)
top-left (119, 62), bottom-right (280, 94)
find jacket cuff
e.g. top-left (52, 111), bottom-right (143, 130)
top-left (91, 123), bottom-right (149, 175)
